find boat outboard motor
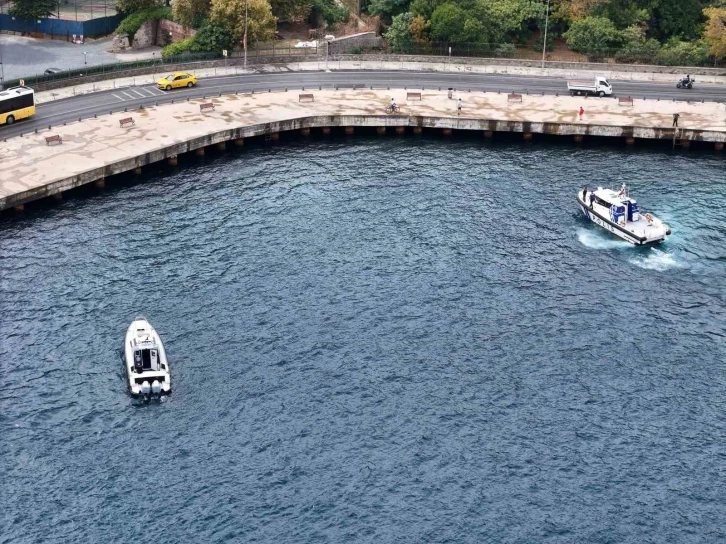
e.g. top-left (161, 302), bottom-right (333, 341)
top-left (151, 380), bottom-right (162, 395)
top-left (140, 381), bottom-right (151, 395)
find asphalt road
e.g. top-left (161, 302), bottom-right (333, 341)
top-left (2, 70), bottom-right (724, 140)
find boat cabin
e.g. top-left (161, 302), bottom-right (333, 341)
top-left (133, 343), bottom-right (161, 373)
top-left (585, 186), bottom-right (640, 226)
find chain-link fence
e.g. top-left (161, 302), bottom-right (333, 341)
top-left (0, 0), bottom-right (117, 20)
top-left (1, 45), bottom-right (320, 89)
top-left (379, 42), bottom-right (726, 68)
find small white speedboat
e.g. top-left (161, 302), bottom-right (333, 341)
top-left (124, 317), bottom-right (171, 396)
top-left (577, 184), bottom-right (671, 245)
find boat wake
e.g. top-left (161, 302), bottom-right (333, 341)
top-left (628, 248), bottom-right (680, 272)
top-left (577, 229), bottom-right (630, 250)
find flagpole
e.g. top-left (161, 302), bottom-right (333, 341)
top-left (243, 0), bottom-right (248, 71)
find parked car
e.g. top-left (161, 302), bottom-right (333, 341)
top-left (156, 72), bottom-right (198, 91)
top-left (44, 68), bottom-right (63, 75)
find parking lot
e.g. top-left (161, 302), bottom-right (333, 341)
top-left (0, 34), bottom-right (159, 84)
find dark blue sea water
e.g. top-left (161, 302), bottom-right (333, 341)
top-left (1, 137), bottom-right (725, 543)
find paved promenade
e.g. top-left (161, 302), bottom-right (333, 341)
top-left (2, 89), bottom-right (725, 210)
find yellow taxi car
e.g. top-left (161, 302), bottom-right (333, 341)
top-left (156, 72), bottom-right (197, 91)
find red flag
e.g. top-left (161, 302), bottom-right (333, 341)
top-left (243, 32), bottom-right (247, 51)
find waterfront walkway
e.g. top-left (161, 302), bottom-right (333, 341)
top-left (2, 88), bottom-right (725, 210)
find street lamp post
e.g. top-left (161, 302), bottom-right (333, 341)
top-left (0, 37), bottom-right (5, 89)
top-left (541, 0), bottom-right (550, 70)
top-left (243, 0), bottom-right (248, 71)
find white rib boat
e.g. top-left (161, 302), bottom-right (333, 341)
top-left (124, 317), bottom-right (171, 396)
top-left (577, 184), bottom-right (671, 245)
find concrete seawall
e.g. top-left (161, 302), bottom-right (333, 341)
top-left (2, 89), bottom-right (725, 212)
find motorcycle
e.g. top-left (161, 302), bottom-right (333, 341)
top-left (676, 77), bottom-right (694, 89)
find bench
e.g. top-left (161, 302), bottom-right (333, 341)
top-left (618, 96), bottom-right (634, 107)
top-left (200, 102), bottom-right (215, 113)
top-left (406, 92), bottom-right (422, 101)
top-left (45, 134), bottom-right (62, 146)
top-left (507, 93), bottom-right (523, 103)
top-left (119, 117), bottom-right (134, 128)
top-left (299, 93), bottom-right (314, 102)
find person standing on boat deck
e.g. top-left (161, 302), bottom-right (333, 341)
top-left (589, 191), bottom-right (595, 209)
top-left (582, 188), bottom-right (587, 201)
top-left (673, 113), bottom-right (680, 127)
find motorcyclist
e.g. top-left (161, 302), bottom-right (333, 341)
top-left (684, 74), bottom-right (691, 85)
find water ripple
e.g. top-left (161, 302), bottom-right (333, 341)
top-left (1, 138), bottom-right (725, 543)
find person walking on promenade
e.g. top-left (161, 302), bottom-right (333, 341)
top-left (457, 98), bottom-right (462, 116)
top-left (579, 106), bottom-right (584, 120)
top-left (673, 113), bottom-right (680, 127)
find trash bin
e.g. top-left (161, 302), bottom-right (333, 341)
top-left (448, 88), bottom-right (453, 99)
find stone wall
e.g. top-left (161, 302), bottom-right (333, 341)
top-left (334, 53), bottom-right (726, 76)
top-left (157, 19), bottom-right (197, 45)
top-left (132, 20), bottom-right (158, 49)
top-left (328, 32), bottom-right (382, 55)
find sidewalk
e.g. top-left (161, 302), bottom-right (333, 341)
top-left (3, 88), bottom-right (725, 210)
top-left (34, 60), bottom-right (726, 104)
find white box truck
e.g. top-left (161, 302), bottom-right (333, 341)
top-left (567, 76), bottom-right (613, 97)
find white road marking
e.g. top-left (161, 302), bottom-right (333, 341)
top-left (120, 91), bottom-right (136, 100)
top-left (112, 94), bottom-right (125, 101)
top-left (144, 87), bottom-right (163, 96)
top-left (131, 89), bottom-right (146, 98)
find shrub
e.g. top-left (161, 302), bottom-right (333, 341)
top-left (162, 37), bottom-right (196, 58)
top-left (614, 38), bottom-right (660, 64)
top-left (656, 40), bottom-right (710, 67)
top-left (310, 0), bottom-right (349, 26)
top-left (116, 6), bottom-right (173, 42)
top-left (494, 43), bottom-right (516, 58)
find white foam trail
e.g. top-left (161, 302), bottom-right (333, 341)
top-left (577, 228), bottom-right (631, 250)
top-left (628, 248), bottom-right (679, 271)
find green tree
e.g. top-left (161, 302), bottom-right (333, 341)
top-left (210, 0), bottom-right (276, 44)
top-left (9, 0), bottom-right (57, 19)
top-left (271, 0), bottom-right (314, 22)
top-left (366, 0), bottom-right (409, 21)
top-left (649, 0), bottom-right (708, 42)
top-left (311, 0), bottom-right (349, 25)
top-left (591, 0), bottom-right (648, 29)
top-left (615, 24), bottom-right (660, 62)
top-left (116, 0), bottom-right (162, 13)
top-left (385, 12), bottom-right (415, 51)
top-left (473, 0), bottom-right (546, 44)
top-left (173, 0), bottom-right (210, 28)
top-left (563, 15), bottom-right (621, 54)
top-left (430, 3), bottom-right (483, 42)
top-left (410, 0), bottom-right (445, 20)
top-left (192, 19), bottom-right (235, 51)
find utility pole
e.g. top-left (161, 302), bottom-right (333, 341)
top-left (0, 37), bottom-right (4, 90)
top-left (243, 0), bottom-right (248, 71)
top-left (541, 0), bottom-right (550, 70)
